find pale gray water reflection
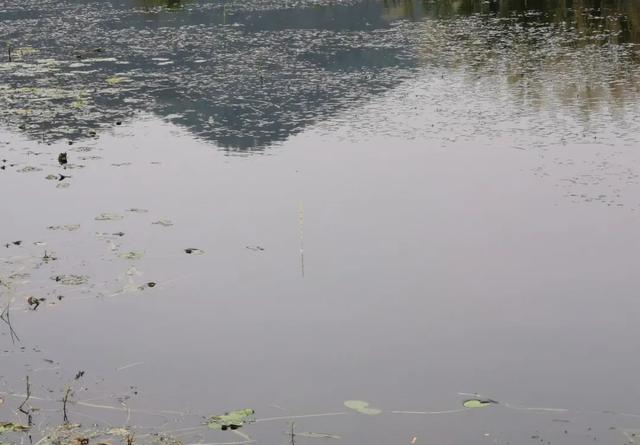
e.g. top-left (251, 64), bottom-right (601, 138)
top-left (1, 99), bottom-right (640, 444)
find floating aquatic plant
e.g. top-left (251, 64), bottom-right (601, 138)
top-left (462, 399), bottom-right (497, 408)
top-left (0, 422), bottom-right (29, 433)
top-left (344, 400), bottom-right (382, 415)
top-left (207, 409), bottom-right (255, 431)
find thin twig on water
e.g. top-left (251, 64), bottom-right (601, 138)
top-left (63, 386), bottom-right (72, 424)
top-left (18, 375), bottom-right (32, 425)
top-left (289, 422), bottom-right (295, 445)
top-left (1, 298), bottom-right (20, 343)
top-left (298, 202), bottom-right (305, 278)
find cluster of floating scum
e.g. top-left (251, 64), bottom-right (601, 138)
top-left (0, 197), bottom-right (204, 316)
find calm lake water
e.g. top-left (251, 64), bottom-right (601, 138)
top-left (1, 1), bottom-right (640, 444)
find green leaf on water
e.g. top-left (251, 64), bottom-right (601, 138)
top-left (95, 213), bottom-right (124, 221)
top-left (344, 400), bottom-right (382, 415)
top-left (207, 409), bottom-right (255, 431)
top-left (0, 422), bottom-right (29, 433)
top-left (463, 399), bottom-right (497, 408)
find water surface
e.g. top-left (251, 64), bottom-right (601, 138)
top-left (1, 1), bottom-right (640, 445)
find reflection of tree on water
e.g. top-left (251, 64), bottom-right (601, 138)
top-left (385, 0), bottom-right (639, 43)
top-left (387, 0), bottom-right (640, 119)
top-left (134, 0), bottom-right (187, 9)
top-left (0, 0), bottom-right (638, 150)
top-left (0, 0), bottom-right (416, 150)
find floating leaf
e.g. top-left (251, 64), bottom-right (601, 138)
top-left (48, 224), bottom-right (80, 231)
top-left (463, 399), bottom-right (497, 409)
top-left (344, 400), bottom-right (382, 415)
top-left (119, 251), bottom-right (144, 260)
top-left (207, 409), bottom-right (255, 431)
top-left (52, 274), bottom-right (88, 285)
top-left (106, 428), bottom-right (131, 438)
top-left (95, 213), bottom-right (123, 221)
top-left (0, 422), bottom-right (29, 433)
top-left (17, 166), bottom-right (42, 173)
top-left (106, 76), bottom-right (129, 86)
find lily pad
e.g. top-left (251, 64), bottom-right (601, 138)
top-left (344, 400), bottom-right (382, 415)
top-left (463, 399), bottom-right (497, 409)
top-left (0, 422), bottom-right (29, 433)
top-left (207, 409), bottom-right (255, 431)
